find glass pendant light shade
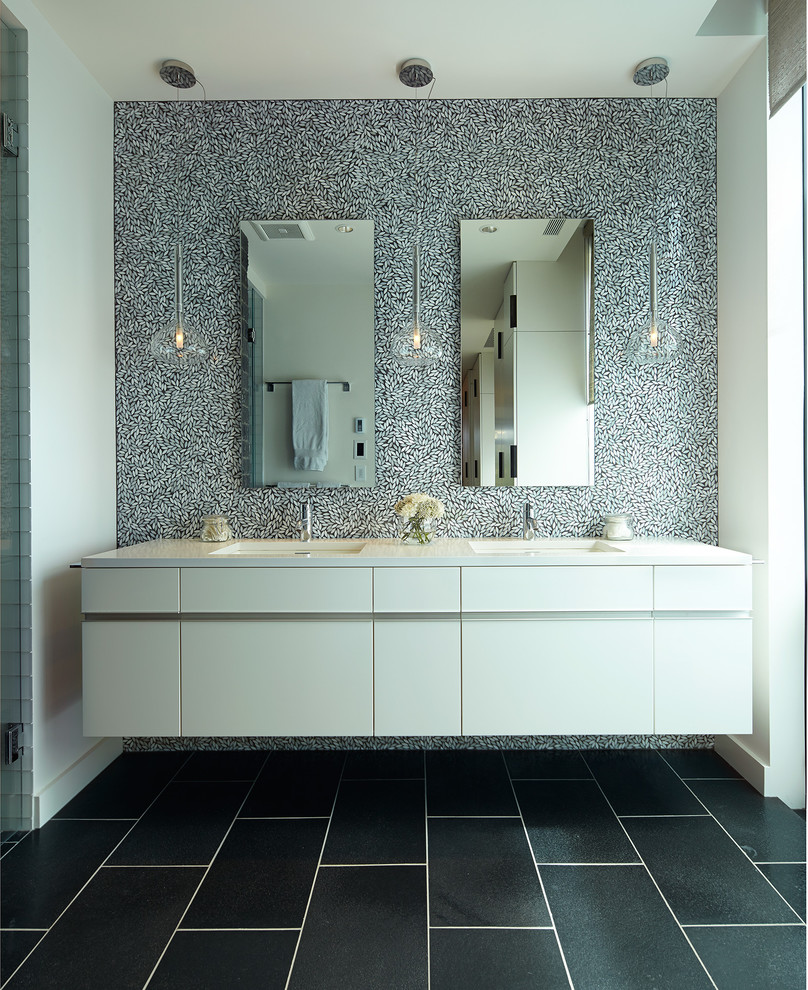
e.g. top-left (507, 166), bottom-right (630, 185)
top-left (626, 242), bottom-right (678, 366)
top-left (391, 244), bottom-right (443, 368)
top-left (150, 245), bottom-right (208, 367)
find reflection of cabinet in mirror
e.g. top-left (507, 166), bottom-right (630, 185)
top-left (462, 350), bottom-right (495, 485)
top-left (240, 220), bottom-right (375, 488)
top-left (461, 220), bottom-right (594, 487)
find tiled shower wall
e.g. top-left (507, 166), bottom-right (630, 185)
top-left (1, 17), bottom-right (32, 832)
top-left (115, 98), bottom-right (717, 753)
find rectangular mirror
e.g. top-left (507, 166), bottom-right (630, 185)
top-left (460, 219), bottom-right (594, 487)
top-left (240, 219), bottom-right (375, 488)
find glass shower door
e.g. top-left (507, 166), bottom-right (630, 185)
top-left (0, 14), bottom-right (31, 838)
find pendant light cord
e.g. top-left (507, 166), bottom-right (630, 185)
top-left (413, 77), bottom-right (434, 331)
top-left (648, 76), bottom-right (668, 320)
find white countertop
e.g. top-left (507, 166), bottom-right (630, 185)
top-left (81, 538), bottom-right (754, 568)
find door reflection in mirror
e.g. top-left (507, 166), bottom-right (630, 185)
top-left (461, 219), bottom-right (594, 487)
top-left (240, 220), bottom-right (375, 488)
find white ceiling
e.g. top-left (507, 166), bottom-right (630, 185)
top-left (28, 0), bottom-right (765, 101)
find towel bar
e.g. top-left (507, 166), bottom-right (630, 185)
top-left (266, 380), bottom-right (350, 392)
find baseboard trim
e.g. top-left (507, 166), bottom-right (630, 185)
top-left (714, 734), bottom-right (768, 794)
top-left (33, 737), bottom-right (122, 828)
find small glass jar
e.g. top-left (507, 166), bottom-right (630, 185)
top-left (200, 515), bottom-right (233, 542)
top-left (602, 514), bottom-right (634, 541)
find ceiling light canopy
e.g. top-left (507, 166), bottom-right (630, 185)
top-left (632, 56), bottom-right (669, 87)
top-left (398, 58), bottom-right (434, 89)
top-left (159, 58), bottom-right (197, 89)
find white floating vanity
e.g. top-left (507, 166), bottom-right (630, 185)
top-left (80, 538), bottom-right (753, 738)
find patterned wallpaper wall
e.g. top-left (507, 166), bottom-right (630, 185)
top-left (113, 98), bottom-right (717, 546)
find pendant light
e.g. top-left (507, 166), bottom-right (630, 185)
top-left (150, 244), bottom-right (207, 366)
top-left (150, 59), bottom-right (209, 368)
top-left (391, 58), bottom-right (443, 369)
top-left (626, 57), bottom-right (678, 367)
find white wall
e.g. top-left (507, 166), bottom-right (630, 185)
top-left (6, 0), bottom-right (118, 824)
top-left (716, 42), bottom-right (805, 808)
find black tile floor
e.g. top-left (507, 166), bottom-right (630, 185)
top-left (0, 748), bottom-right (805, 989)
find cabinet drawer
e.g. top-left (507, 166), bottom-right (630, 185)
top-left (654, 566), bottom-right (752, 611)
top-left (461, 566), bottom-right (652, 612)
top-left (82, 568), bottom-right (179, 613)
top-left (181, 567), bottom-right (372, 613)
top-left (374, 567), bottom-right (460, 613)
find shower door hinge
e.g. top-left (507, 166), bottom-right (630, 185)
top-left (247, 327), bottom-right (256, 343)
top-left (4, 724), bottom-right (23, 764)
top-left (2, 114), bottom-right (18, 157)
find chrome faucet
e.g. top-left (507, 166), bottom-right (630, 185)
top-left (296, 500), bottom-right (312, 541)
top-left (523, 502), bottom-right (539, 540)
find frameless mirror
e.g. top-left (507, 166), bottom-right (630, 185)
top-left (240, 220), bottom-right (375, 488)
top-left (460, 219), bottom-right (594, 487)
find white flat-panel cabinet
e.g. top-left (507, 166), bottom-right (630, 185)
top-left (654, 617), bottom-right (753, 733)
top-left (374, 619), bottom-right (461, 735)
top-left (82, 620), bottom-right (180, 736)
top-left (181, 620), bottom-right (373, 736)
top-left (81, 556), bottom-right (752, 738)
top-left (462, 618), bottom-right (654, 734)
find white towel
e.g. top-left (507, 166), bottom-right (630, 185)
top-left (292, 380), bottom-right (329, 471)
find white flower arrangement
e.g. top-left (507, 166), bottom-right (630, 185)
top-left (394, 492), bottom-right (445, 544)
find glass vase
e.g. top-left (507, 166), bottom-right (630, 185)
top-left (397, 515), bottom-right (437, 545)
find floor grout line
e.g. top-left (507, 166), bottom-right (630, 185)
top-left (427, 815), bottom-right (521, 819)
top-left (617, 814), bottom-right (712, 818)
top-left (503, 751), bottom-right (577, 990)
top-left (682, 922), bottom-right (807, 928)
top-left (534, 862), bottom-right (644, 867)
top-left (282, 752), bottom-right (348, 990)
top-left (140, 752), bottom-right (271, 990)
top-left (579, 751), bottom-right (721, 990)
top-left (424, 750), bottom-right (431, 990)
top-left (177, 926), bottom-right (302, 932)
top-left (319, 862), bottom-right (427, 868)
top-left (430, 924), bottom-right (556, 930)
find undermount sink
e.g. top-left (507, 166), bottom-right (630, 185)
top-left (469, 539), bottom-right (624, 555)
top-left (211, 540), bottom-right (367, 557)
